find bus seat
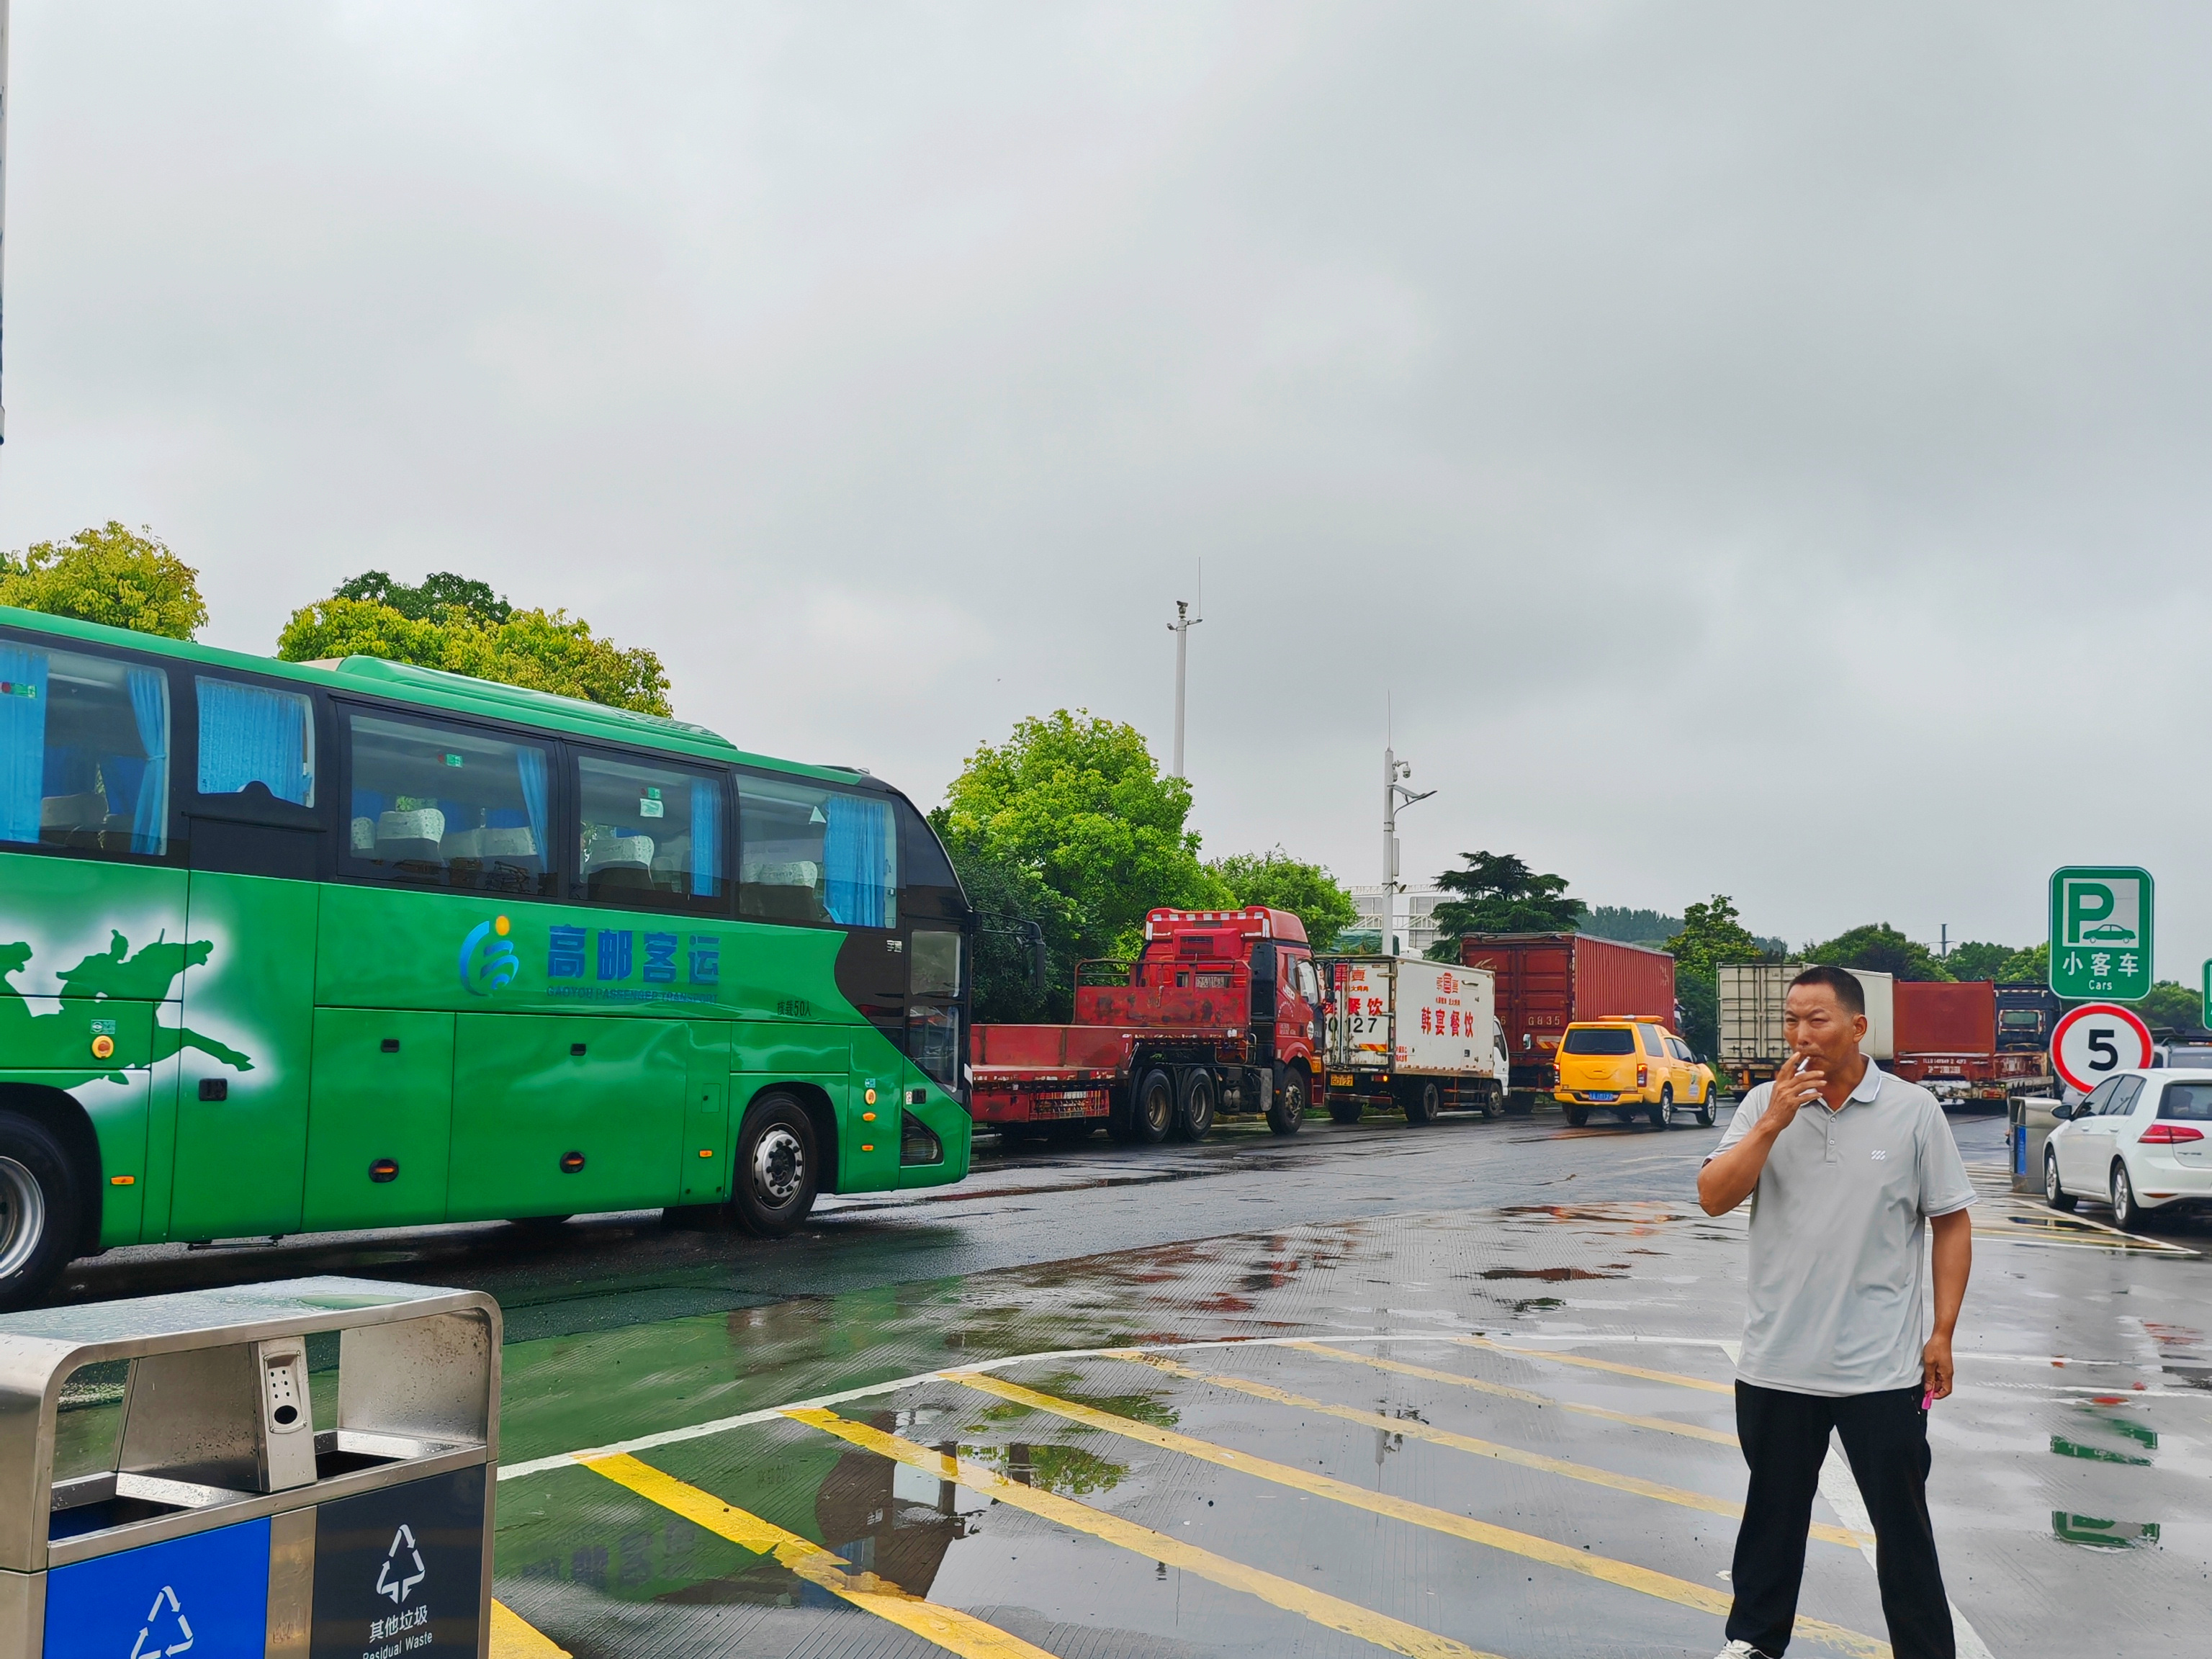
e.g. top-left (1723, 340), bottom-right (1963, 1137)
top-left (376, 807), bottom-right (446, 866)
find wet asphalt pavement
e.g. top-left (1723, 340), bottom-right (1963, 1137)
top-left (59, 1103), bottom-right (2212, 1658)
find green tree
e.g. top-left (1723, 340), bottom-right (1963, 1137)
top-left (932, 827), bottom-right (1083, 1023)
top-left (1424, 851), bottom-right (1587, 960)
top-left (1583, 906), bottom-right (1682, 945)
top-left (936, 711), bottom-right (1223, 973)
top-left (1997, 943), bottom-right (2048, 984)
top-left (2139, 979), bottom-right (2207, 1038)
top-left (1941, 941), bottom-right (2015, 981)
top-left (1207, 850), bottom-right (1359, 950)
top-left (277, 582), bottom-right (671, 715)
top-left (0, 521), bottom-right (207, 639)
top-left (1807, 922), bottom-right (1954, 982)
top-left (1665, 895), bottom-right (1765, 979)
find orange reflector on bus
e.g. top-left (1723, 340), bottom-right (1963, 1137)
top-left (109, 1175), bottom-right (135, 1186)
top-left (697, 1148), bottom-right (713, 1158)
top-left (560, 1151), bottom-right (586, 1174)
top-left (369, 1159), bottom-right (400, 1183)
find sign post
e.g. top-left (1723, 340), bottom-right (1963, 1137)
top-left (2049, 1002), bottom-right (2154, 1094)
top-left (2048, 866), bottom-right (2154, 1002)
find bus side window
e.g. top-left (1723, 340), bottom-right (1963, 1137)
top-left (342, 710), bottom-right (554, 895)
top-left (0, 639), bottom-right (171, 857)
top-left (738, 776), bottom-right (897, 927)
top-left (195, 675), bottom-right (316, 809)
top-left (574, 752), bottom-right (729, 909)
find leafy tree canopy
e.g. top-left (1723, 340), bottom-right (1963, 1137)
top-left (1807, 922), bottom-right (1954, 982)
top-left (1583, 906), bottom-right (1681, 945)
top-left (1425, 851), bottom-right (1587, 958)
top-left (1208, 849), bottom-right (1359, 950)
top-left (0, 521), bottom-right (207, 640)
top-left (1666, 895), bottom-right (1766, 980)
top-left (932, 824), bottom-right (1084, 1024)
top-left (937, 710), bottom-right (1220, 965)
top-left (335, 569), bottom-right (512, 626)
top-left (2139, 979), bottom-right (2207, 1038)
top-left (1997, 942), bottom-right (2048, 984)
top-left (278, 578), bottom-right (671, 716)
top-left (1940, 941), bottom-right (2015, 981)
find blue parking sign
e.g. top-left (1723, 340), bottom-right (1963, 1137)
top-left (44, 1517), bottom-right (271, 1659)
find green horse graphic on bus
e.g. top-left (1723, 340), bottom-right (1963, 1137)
top-left (0, 930), bottom-right (256, 1084)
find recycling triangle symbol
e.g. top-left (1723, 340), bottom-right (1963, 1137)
top-left (127, 1585), bottom-right (193, 1659)
top-left (376, 1524), bottom-right (427, 1604)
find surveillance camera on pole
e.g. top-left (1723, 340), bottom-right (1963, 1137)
top-left (1382, 742), bottom-right (1435, 955)
top-left (1166, 559), bottom-right (1202, 781)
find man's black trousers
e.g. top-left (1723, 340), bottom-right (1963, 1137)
top-left (1726, 1380), bottom-right (1955, 1659)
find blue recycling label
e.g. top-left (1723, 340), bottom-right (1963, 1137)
top-left (43, 1517), bottom-right (272, 1659)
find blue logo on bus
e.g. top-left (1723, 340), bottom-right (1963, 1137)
top-left (460, 917), bottom-right (520, 996)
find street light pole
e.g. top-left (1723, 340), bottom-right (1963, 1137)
top-left (1166, 565), bottom-right (1202, 781)
top-left (1382, 742), bottom-right (1435, 955)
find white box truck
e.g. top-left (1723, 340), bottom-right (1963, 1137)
top-left (1717, 962), bottom-right (1894, 1091)
top-left (1320, 955), bottom-right (1509, 1125)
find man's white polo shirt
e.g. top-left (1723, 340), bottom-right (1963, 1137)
top-left (1707, 1058), bottom-right (1976, 1396)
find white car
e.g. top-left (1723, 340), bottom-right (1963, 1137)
top-left (2044, 1067), bottom-right (2212, 1229)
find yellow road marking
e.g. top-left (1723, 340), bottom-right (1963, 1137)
top-left (785, 1407), bottom-right (1502, 1659)
top-left (951, 1373), bottom-right (1889, 1659)
top-left (489, 1600), bottom-right (570, 1658)
top-left (1116, 1350), bottom-right (1863, 1550)
top-left (581, 1452), bottom-right (1056, 1659)
top-left (1457, 1336), bottom-right (1735, 1395)
top-left (1288, 1341), bottom-right (1741, 1447)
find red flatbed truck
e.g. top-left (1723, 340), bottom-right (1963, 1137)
top-left (969, 907), bottom-right (1323, 1144)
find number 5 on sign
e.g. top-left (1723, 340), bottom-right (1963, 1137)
top-left (2050, 1002), bottom-right (2154, 1094)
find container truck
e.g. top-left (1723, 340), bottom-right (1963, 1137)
top-left (968, 907), bottom-right (1322, 1145)
top-left (1995, 986), bottom-right (2060, 1096)
top-left (1716, 962), bottom-right (1895, 1092)
top-left (1456, 934), bottom-right (1676, 1110)
top-left (1892, 980), bottom-right (2054, 1102)
top-left (1318, 955), bottom-right (1510, 1124)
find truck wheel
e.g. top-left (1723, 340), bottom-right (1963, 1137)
top-left (1173, 1069), bottom-right (1216, 1141)
top-left (1133, 1069), bottom-right (1176, 1144)
top-left (1405, 1081), bottom-right (1440, 1125)
top-left (0, 1112), bottom-right (81, 1311)
top-left (1650, 1085), bottom-right (1672, 1130)
top-left (1267, 1068), bottom-right (1307, 1136)
top-left (732, 1094), bottom-right (820, 1238)
top-left (1328, 1100), bottom-right (1363, 1125)
top-left (1475, 1085), bottom-right (1496, 1122)
top-left (1565, 1106), bottom-right (1589, 1128)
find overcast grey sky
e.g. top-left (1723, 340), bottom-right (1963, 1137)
top-left (2, 3), bottom-right (2205, 968)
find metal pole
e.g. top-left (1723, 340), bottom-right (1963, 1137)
top-left (1165, 568), bottom-right (1202, 781)
top-left (1382, 743), bottom-right (1396, 948)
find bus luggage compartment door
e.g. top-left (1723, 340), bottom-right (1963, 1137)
top-left (303, 1009), bottom-right (457, 1231)
top-left (447, 1013), bottom-right (689, 1220)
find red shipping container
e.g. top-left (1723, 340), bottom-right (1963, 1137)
top-left (1457, 933), bottom-right (1676, 1094)
top-left (1894, 981), bottom-right (1996, 1058)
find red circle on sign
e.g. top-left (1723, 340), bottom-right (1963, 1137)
top-left (2049, 1002), bottom-right (2154, 1094)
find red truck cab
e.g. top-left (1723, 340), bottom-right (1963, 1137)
top-left (971, 906), bottom-right (1323, 1144)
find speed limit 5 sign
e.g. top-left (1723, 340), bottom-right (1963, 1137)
top-left (2049, 1002), bottom-right (2154, 1094)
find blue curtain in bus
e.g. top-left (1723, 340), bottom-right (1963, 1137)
top-left (515, 746), bottom-right (549, 857)
top-left (197, 680), bottom-right (307, 803)
top-left (0, 645), bottom-right (48, 845)
top-left (823, 792), bottom-right (894, 927)
top-left (691, 778), bottom-right (721, 897)
top-left (127, 667), bottom-right (169, 854)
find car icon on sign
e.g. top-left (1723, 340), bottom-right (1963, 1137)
top-left (2082, 923), bottom-right (2136, 941)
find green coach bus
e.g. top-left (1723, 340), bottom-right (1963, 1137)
top-left (0, 605), bottom-right (974, 1305)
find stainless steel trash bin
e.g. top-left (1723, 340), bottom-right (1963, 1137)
top-left (0, 1276), bottom-right (499, 1658)
top-left (2011, 1096), bottom-right (2062, 1195)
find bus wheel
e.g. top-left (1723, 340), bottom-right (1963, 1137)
top-left (1134, 1070), bottom-right (1176, 1145)
top-left (1267, 1068), bottom-right (1307, 1136)
top-left (0, 1112), bottom-right (79, 1311)
top-left (733, 1094), bottom-right (820, 1237)
top-left (1173, 1069), bottom-right (1216, 1141)
top-left (1405, 1081), bottom-right (1441, 1125)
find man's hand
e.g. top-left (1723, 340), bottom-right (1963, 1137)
top-left (1767, 1051), bottom-right (1825, 1125)
top-left (1921, 1331), bottom-right (1954, 1401)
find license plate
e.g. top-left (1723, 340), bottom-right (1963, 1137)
top-left (1329, 1075), bottom-right (1354, 1088)
top-left (1583, 1092), bottom-right (1618, 1102)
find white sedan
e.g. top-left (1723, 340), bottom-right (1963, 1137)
top-left (2044, 1067), bottom-right (2212, 1229)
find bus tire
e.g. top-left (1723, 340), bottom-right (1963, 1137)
top-left (1405, 1081), bottom-right (1441, 1125)
top-left (732, 1094), bottom-right (820, 1238)
top-left (1133, 1070), bottom-right (1176, 1145)
top-left (0, 1111), bottom-right (81, 1311)
top-left (1267, 1067), bottom-right (1307, 1136)
top-left (1173, 1069), bottom-right (1216, 1141)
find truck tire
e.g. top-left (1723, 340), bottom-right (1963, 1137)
top-left (1405, 1080), bottom-right (1440, 1125)
top-left (1565, 1106), bottom-right (1589, 1128)
top-left (1475, 1084), bottom-right (1496, 1122)
top-left (732, 1093), bottom-right (820, 1237)
top-left (1650, 1085), bottom-right (1672, 1130)
top-left (1267, 1067), bottom-right (1307, 1136)
top-left (1133, 1069), bottom-right (1176, 1145)
top-left (1173, 1069), bottom-right (1216, 1141)
top-left (1328, 1100), bottom-right (1363, 1125)
top-left (0, 1112), bottom-right (81, 1311)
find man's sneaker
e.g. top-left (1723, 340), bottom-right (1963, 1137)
top-left (1714, 1644), bottom-right (1775, 1659)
